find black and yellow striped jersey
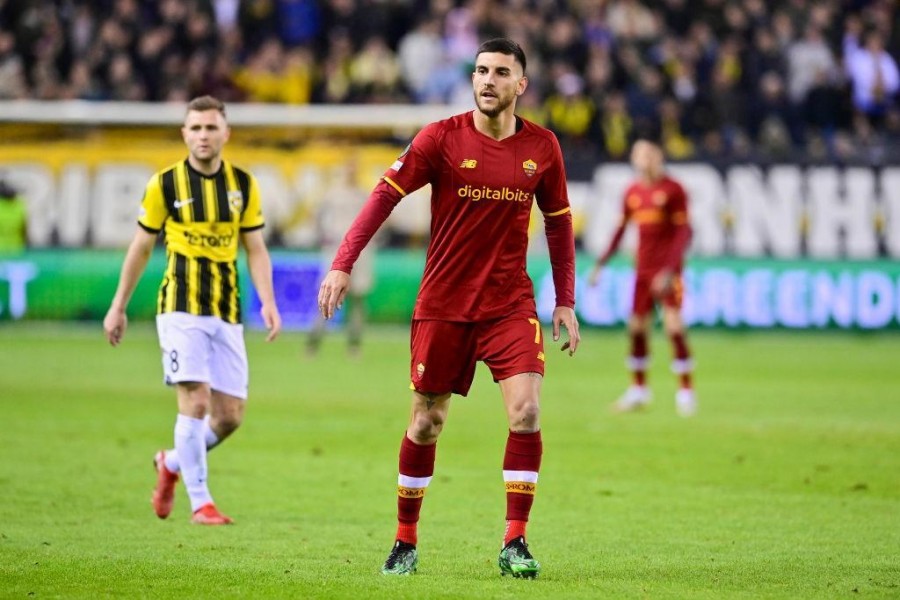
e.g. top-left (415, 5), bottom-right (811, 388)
top-left (137, 159), bottom-right (264, 324)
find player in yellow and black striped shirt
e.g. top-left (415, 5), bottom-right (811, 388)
top-left (140, 146), bottom-right (263, 323)
top-left (103, 96), bottom-right (281, 525)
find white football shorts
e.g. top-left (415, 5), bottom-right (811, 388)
top-left (155, 312), bottom-right (249, 400)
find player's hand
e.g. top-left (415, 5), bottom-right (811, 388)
top-left (260, 302), bottom-right (281, 342)
top-left (318, 269), bottom-right (350, 320)
top-left (587, 264), bottom-right (603, 287)
top-left (651, 270), bottom-right (674, 296)
top-left (103, 307), bottom-right (127, 347)
top-left (552, 306), bottom-right (580, 357)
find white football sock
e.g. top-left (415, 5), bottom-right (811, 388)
top-left (164, 415), bottom-right (221, 473)
top-left (174, 414), bottom-right (213, 511)
top-left (204, 414), bottom-right (221, 449)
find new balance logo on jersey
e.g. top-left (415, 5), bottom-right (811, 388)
top-left (174, 198), bottom-right (195, 208)
top-left (459, 159), bottom-right (477, 169)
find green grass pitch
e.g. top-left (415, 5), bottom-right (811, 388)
top-left (1, 322), bottom-right (898, 598)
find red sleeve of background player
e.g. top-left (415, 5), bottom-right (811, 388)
top-left (597, 188), bottom-right (633, 265)
top-left (662, 180), bottom-right (692, 271)
top-left (536, 134), bottom-right (576, 308)
top-left (331, 125), bottom-right (440, 273)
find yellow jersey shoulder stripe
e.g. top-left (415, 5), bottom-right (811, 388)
top-left (383, 176), bottom-right (407, 196)
top-left (543, 206), bottom-right (571, 217)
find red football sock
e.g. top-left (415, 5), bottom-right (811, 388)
top-left (395, 435), bottom-right (436, 545)
top-left (630, 331), bottom-right (649, 386)
top-left (504, 519), bottom-right (527, 544)
top-left (396, 522), bottom-right (417, 545)
top-left (503, 430), bottom-right (542, 545)
top-left (670, 333), bottom-right (692, 389)
top-left (635, 369), bottom-right (647, 387)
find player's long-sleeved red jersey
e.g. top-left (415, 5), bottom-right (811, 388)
top-left (332, 111), bottom-right (575, 322)
top-left (600, 175), bottom-right (691, 275)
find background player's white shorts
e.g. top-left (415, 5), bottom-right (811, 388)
top-left (155, 312), bottom-right (249, 400)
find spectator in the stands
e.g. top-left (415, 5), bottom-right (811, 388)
top-left (845, 25), bottom-right (900, 127)
top-left (1, 0), bottom-right (899, 160)
top-left (787, 24), bottom-right (837, 107)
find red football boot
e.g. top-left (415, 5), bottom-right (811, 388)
top-left (191, 503), bottom-right (234, 525)
top-left (151, 450), bottom-right (179, 519)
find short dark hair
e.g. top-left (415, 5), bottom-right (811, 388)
top-left (476, 38), bottom-right (526, 74)
top-left (632, 120), bottom-right (662, 146)
top-left (186, 95), bottom-right (226, 117)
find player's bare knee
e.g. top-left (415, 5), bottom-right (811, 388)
top-left (509, 400), bottom-right (540, 432)
top-left (211, 414), bottom-right (242, 439)
top-left (408, 392), bottom-right (449, 440)
top-left (409, 410), bottom-right (444, 443)
top-left (663, 315), bottom-right (684, 336)
top-left (628, 319), bottom-right (647, 336)
top-left (664, 323), bottom-right (683, 337)
top-left (177, 381), bottom-right (211, 417)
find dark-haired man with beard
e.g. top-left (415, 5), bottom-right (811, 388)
top-left (318, 38), bottom-right (580, 577)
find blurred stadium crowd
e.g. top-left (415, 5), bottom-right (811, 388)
top-left (1, 0), bottom-right (899, 163)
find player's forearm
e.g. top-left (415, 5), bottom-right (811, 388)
top-left (110, 237), bottom-right (153, 311)
top-left (597, 224), bottom-right (626, 266)
top-left (662, 224), bottom-right (692, 271)
top-left (544, 211), bottom-right (576, 308)
top-left (331, 181), bottom-right (402, 273)
top-left (246, 246), bottom-right (277, 308)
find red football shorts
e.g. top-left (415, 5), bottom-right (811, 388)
top-left (632, 271), bottom-right (684, 317)
top-left (409, 310), bottom-right (546, 396)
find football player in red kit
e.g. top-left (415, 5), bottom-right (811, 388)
top-left (318, 38), bottom-right (580, 578)
top-left (589, 137), bottom-right (696, 417)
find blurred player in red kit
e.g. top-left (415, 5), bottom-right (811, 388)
top-left (317, 38), bottom-right (580, 578)
top-left (588, 136), bottom-right (696, 417)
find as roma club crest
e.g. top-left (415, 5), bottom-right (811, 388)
top-left (522, 159), bottom-right (537, 177)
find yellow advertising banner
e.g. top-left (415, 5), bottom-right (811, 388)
top-left (0, 137), bottom-right (417, 248)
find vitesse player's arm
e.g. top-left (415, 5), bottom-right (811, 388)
top-left (103, 227), bottom-right (157, 346)
top-left (109, 227), bottom-right (157, 313)
top-left (242, 229), bottom-right (281, 342)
